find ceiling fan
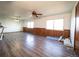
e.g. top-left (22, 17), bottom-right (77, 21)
top-left (32, 11), bottom-right (42, 18)
top-left (8, 16), bottom-right (22, 20)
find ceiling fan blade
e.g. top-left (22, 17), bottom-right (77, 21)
top-left (37, 13), bottom-right (42, 15)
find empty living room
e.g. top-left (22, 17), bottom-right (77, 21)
top-left (0, 0), bottom-right (79, 58)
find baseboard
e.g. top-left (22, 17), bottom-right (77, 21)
top-left (3, 31), bottom-right (22, 34)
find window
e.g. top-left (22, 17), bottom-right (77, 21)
top-left (46, 20), bottom-right (54, 30)
top-left (27, 21), bottom-right (34, 28)
top-left (46, 19), bottom-right (64, 30)
top-left (53, 19), bottom-right (64, 30)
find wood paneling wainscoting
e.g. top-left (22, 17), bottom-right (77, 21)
top-left (46, 30), bottom-right (64, 37)
top-left (64, 29), bottom-right (70, 38)
top-left (23, 27), bottom-right (70, 38)
top-left (23, 27), bottom-right (33, 33)
top-left (33, 28), bottom-right (46, 36)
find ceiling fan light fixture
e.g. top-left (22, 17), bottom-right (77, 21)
top-left (32, 10), bottom-right (42, 18)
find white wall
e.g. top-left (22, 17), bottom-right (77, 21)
top-left (23, 12), bottom-right (71, 30)
top-left (70, 2), bottom-right (78, 47)
top-left (0, 18), bottom-right (22, 33)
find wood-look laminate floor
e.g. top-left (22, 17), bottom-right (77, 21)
top-left (0, 32), bottom-right (77, 57)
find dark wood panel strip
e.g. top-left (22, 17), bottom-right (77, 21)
top-left (23, 27), bottom-right (70, 38)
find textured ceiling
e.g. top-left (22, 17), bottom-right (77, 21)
top-left (0, 1), bottom-right (76, 20)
